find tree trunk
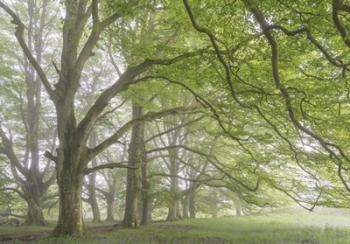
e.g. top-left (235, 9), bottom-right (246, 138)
top-left (182, 196), bottom-right (189, 219)
top-left (140, 139), bottom-right (152, 225)
top-left (25, 197), bottom-right (46, 226)
top-left (105, 194), bottom-right (115, 222)
top-left (176, 201), bottom-right (182, 219)
top-left (166, 201), bottom-right (177, 221)
top-left (90, 196), bottom-right (101, 223)
top-left (189, 193), bottom-right (196, 218)
top-left (122, 103), bottom-right (143, 227)
top-left (140, 196), bottom-right (152, 225)
top-left (86, 132), bottom-right (101, 223)
top-left (53, 166), bottom-right (85, 236)
top-left (236, 206), bottom-right (242, 216)
top-left (166, 147), bottom-right (179, 221)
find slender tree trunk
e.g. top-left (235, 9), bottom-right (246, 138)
top-left (122, 103), bottom-right (143, 227)
top-left (140, 139), bottom-right (152, 225)
top-left (166, 147), bottom-right (179, 221)
top-left (189, 193), bottom-right (196, 218)
top-left (236, 206), bottom-right (242, 216)
top-left (176, 201), bottom-right (182, 219)
top-left (140, 196), bottom-right (152, 225)
top-left (89, 192), bottom-right (101, 223)
top-left (86, 132), bottom-right (101, 223)
top-left (105, 194), bottom-right (115, 222)
top-left (182, 196), bottom-right (189, 219)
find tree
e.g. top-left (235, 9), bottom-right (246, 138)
top-left (0, 0), bottom-right (57, 225)
top-left (122, 102), bottom-right (143, 227)
top-left (0, 0), bottom-right (200, 235)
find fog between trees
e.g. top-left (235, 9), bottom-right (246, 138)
top-left (0, 0), bottom-right (350, 237)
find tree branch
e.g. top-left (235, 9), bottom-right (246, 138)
top-left (0, 1), bottom-right (56, 101)
top-left (0, 125), bottom-right (27, 175)
top-left (84, 161), bottom-right (135, 174)
top-left (147, 145), bottom-right (260, 192)
top-left (76, 50), bottom-right (205, 143)
top-left (87, 106), bottom-right (199, 161)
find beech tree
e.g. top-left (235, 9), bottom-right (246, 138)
top-left (0, 0), bottom-right (57, 225)
top-left (3, 0), bottom-right (350, 239)
top-left (0, 0), bottom-right (202, 235)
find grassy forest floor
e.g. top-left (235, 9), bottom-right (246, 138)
top-left (2, 210), bottom-right (350, 243)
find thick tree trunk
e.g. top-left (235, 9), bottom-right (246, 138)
top-left (53, 167), bottom-right (85, 236)
top-left (122, 103), bottom-right (143, 227)
top-left (25, 197), bottom-right (46, 226)
top-left (21, 174), bottom-right (46, 226)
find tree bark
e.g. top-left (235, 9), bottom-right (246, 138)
top-left (182, 196), bottom-right (189, 219)
top-left (24, 195), bottom-right (46, 226)
top-left (105, 193), bottom-right (115, 222)
top-left (122, 103), bottom-right (143, 227)
top-left (140, 195), bottom-right (152, 225)
top-left (86, 132), bottom-right (101, 223)
top-left (101, 173), bottom-right (117, 222)
top-left (189, 193), bottom-right (196, 218)
top-left (166, 147), bottom-right (180, 221)
top-left (140, 136), bottom-right (152, 225)
top-left (87, 175), bottom-right (101, 223)
top-left (166, 202), bottom-right (177, 221)
top-left (53, 166), bottom-right (85, 235)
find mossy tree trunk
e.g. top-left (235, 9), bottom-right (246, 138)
top-left (53, 165), bottom-right (85, 235)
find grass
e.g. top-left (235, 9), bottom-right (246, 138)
top-left (2, 209), bottom-right (350, 243)
top-left (0, 224), bottom-right (52, 235)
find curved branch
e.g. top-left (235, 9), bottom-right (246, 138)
top-left (146, 145), bottom-right (260, 192)
top-left (87, 105), bottom-right (199, 161)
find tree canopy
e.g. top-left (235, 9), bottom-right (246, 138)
top-left (0, 0), bottom-right (350, 237)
